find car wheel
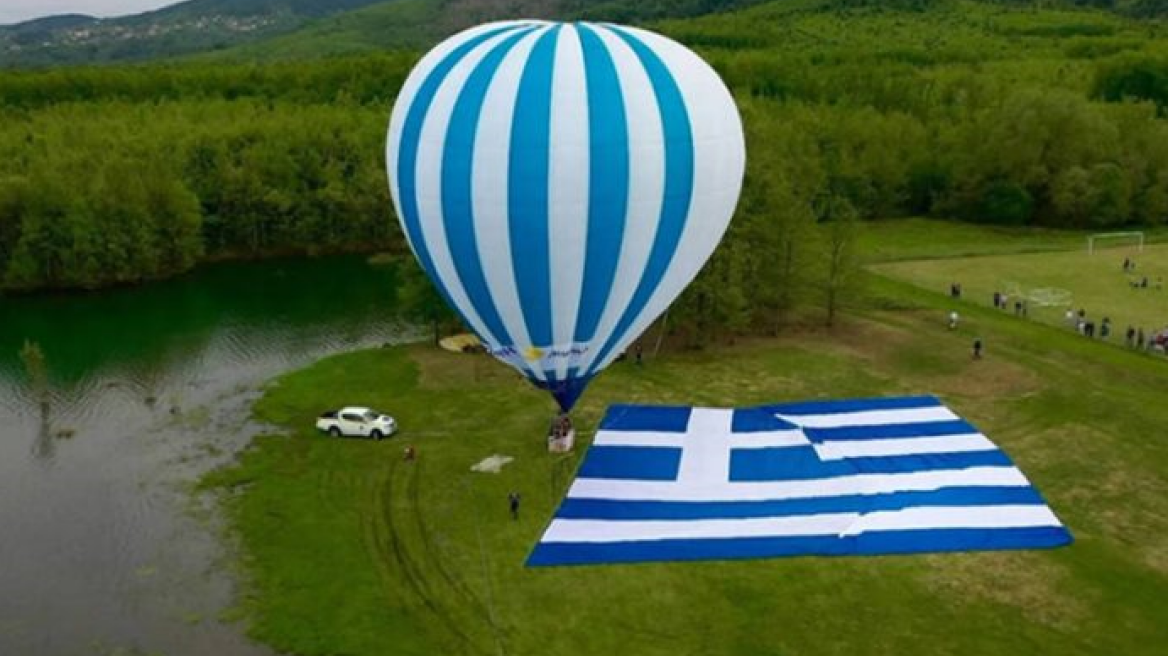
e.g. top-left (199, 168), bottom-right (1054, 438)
top-left (371, 430), bottom-right (384, 441)
top-left (328, 426), bottom-right (341, 438)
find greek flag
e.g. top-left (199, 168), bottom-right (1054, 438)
top-left (528, 396), bottom-right (1072, 566)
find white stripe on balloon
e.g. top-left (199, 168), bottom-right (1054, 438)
top-left (546, 24), bottom-right (590, 382)
top-left (587, 25), bottom-right (745, 374)
top-left (413, 29), bottom-right (520, 350)
top-left (472, 26), bottom-right (551, 382)
top-left (577, 24), bottom-right (665, 378)
top-left (387, 22), bottom-right (532, 266)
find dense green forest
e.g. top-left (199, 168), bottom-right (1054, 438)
top-left (3, 0), bottom-right (1168, 318)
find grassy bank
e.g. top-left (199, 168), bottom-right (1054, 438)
top-left (203, 256), bottom-right (1168, 655)
top-left (873, 242), bottom-right (1168, 336)
top-left (857, 218), bottom-right (1168, 263)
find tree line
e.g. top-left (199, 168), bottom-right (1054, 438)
top-left (3, 0), bottom-right (1168, 316)
top-left (0, 100), bottom-right (396, 290)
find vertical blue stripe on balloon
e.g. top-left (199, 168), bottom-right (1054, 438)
top-left (441, 29), bottom-right (540, 353)
top-left (586, 25), bottom-right (695, 375)
top-left (509, 26), bottom-right (561, 349)
top-left (573, 24), bottom-right (630, 343)
top-left (395, 24), bottom-right (529, 337)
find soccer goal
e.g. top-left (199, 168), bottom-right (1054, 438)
top-left (1087, 231), bottom-right (1144, 255)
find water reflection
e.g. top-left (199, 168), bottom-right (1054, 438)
top-left (0, 255), bottom-right (417, 655)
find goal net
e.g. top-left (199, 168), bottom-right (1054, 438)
top-left (1088, 231), bottom-right (1144, 255)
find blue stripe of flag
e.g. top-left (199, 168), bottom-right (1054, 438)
top-left (527, 526), bottom-right (1072, 566)
top-left (556, 486), bottom-right (1047, 520)
top-left (732, 408), bottom-right (799, 432)
top-left (599, 405), bottom-right (692, 432)
top-left (770, 396), bottom-right (942, 415)
top-left (804, 420), bottom-right (978, 442)
top-left (578, 446), bottom-right (681, 480)
top-left (729, 448), bottom-right (1012, 482)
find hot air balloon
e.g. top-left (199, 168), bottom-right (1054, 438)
top-left (386, 20), bottom-right (745, 412)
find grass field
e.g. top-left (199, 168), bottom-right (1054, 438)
top-left (857, 218), bottom-right (1168, 263)
top-left (873, 241), bottom-right (1168, 342)
top-left (203, 241), bottom-right (1168, 655)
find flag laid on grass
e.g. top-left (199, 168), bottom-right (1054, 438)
top-left (528, 396), bottom-right (1071, 566)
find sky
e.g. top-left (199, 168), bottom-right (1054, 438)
top-left (0, 1), bottom-right (184, 25)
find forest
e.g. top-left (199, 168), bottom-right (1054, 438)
top-left (3, 0), bottom-right (1168, 336)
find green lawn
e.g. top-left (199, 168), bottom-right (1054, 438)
top-left (857, 218), bottom-right (1168, 264)
top-left (204, 269), bottom-right (1168, 656)
top-left (872, 242), bottom-right (1168, 340)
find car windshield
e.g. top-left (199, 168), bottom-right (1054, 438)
top-left (363, 411), bottom-right (380, 422)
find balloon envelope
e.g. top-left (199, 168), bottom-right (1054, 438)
top-left (386, 20), bottom-right (745, 410)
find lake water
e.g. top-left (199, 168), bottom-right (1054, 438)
top-left (0, 255), bottom-right (415, 655)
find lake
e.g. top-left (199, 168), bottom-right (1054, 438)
top-left (0, 255), bottom-right (416, 655)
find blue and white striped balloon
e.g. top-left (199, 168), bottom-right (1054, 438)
top-left (386, 21), bottom-right (745, 411)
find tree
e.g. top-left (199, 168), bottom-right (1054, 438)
top-left (396, 259), bottom-right (458, 346)
top-left (819, 195), bottom-right (859, 328)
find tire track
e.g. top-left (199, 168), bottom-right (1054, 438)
top-left (409, 460), bottom-right (491, 616)
top-left (369, 456), bottom-right (486, 655)
top-left (408, 460), bottom-right (508, 650)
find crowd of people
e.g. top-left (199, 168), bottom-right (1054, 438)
top-left (1123, 257), bottom-right (1164, 291)
top-left (946, 254), bottom-right (1167, 359)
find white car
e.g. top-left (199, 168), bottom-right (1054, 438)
top-left (316, 407), bottom-right (397, 440)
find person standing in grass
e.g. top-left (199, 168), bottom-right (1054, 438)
top-left (948, 311), bottom-right (959, 330)
top-left (972, 338), bottom-right (983, 360)
top-left (1127, 326), bottom-right (1136, 347)
top-left (509, 492), bottom-right (521, 520)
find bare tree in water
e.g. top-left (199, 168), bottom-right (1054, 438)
top-left (19, 340), bottom-right (54, 460)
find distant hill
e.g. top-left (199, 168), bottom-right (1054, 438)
top-left (1, 0), bottom-right (771, 67)
top-left (211, 0), bottom-right (772, 60)
top-left (0, 0), bottom-right (392, 67)
top-left (5, 0), bottom-right (1167, 68)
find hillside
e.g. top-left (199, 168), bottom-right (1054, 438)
top-left (217, 0), bottom-right (770, 59)
top-left (0, 0), bottom-right (391, 67)
top-left (210, 0), bottom-right (765, 59)
top-left (0, 0), bottom-right (779, 67)
top-left (4, 0), bottom-right (1168, 292)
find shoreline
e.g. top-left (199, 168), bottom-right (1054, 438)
top-left (202, 281), bottom-right (1168, 655)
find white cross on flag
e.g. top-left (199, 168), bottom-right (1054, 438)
top-left (528, 396), bottom-right (1071, 566)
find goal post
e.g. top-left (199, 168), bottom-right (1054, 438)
top-left (1087, 231), bottom-right (1144, 255)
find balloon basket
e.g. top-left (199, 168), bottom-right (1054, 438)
top-left (548, 428), bottom-right (575, 454)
